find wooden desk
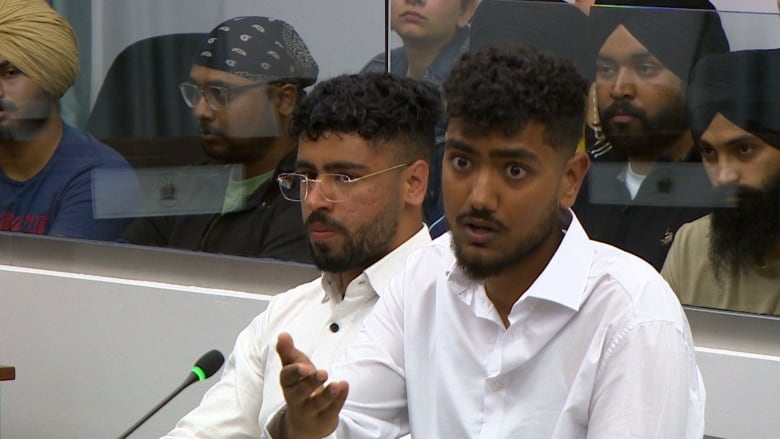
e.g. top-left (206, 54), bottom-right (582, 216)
top-left (0, 365), bottom-right (15, 381)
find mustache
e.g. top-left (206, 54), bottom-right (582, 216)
top-left (456, 208), bottom-right (505, 230)
top-left (600, 101), bottom-right (647, 122)
top-left (304, 210), bottom-right (349, 235)
top-left (712, 183), bottom-right (762, 205)
top-left (0, 100), bottom-right (18, 112)
top-left (199, 124), bottom-right (228, 137)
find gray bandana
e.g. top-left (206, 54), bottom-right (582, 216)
top-left (195, 16), bottom-right (318, 86)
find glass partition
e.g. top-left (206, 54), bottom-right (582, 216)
top-left (4, 0), bottom-right (780, 315)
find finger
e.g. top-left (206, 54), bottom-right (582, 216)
top-left (310, 381), bottom-right (349, 434)
top-left (279, 362), bottom-right (323, 389)
top-left (277, 332), bottom-right (312, 367)
top-left (311, 381), bottom-right (349, 415)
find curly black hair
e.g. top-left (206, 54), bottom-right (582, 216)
top-left (444, 44), bottom-right (587, 153)
top-left (290, 73), bottom-right (442, 162)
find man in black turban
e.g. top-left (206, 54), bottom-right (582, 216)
top-left (573, 0), bottom-right (729, 270)
top-left (121, 17), bottom-right (318, 263)
top-left (662, 49), bottom-right (780, 316)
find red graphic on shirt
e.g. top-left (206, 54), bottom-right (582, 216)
top-left (0, 213), bottom-right (48, 234)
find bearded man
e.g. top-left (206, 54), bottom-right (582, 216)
top-left (0, 0), bottom-right (139, 239)
top-left (662, 49), bottom-right (780, 316)
top-left (573, 0), bottom-right (729, 270)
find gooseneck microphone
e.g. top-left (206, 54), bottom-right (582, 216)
top-left (118, 349), bottom-right (225, 439)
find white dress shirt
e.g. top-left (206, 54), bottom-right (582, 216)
top-left (278, 213), bottom-right (704, 438)
top-left (163, 227), bottom-right (431, 439)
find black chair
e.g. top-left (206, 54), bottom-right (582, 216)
top-left (86, 33), bottom-right (209, 167)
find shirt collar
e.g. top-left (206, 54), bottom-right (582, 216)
top-left (522, 211), bottom-right (593, 311)
top-left (321, 225), bottom-right (432, 301)
top-left (446, 210), bottom-right (594, 312)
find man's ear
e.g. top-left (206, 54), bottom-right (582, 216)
top-left (457, 0), bottom-right (479, 28)
top-left (404, 159), bottom-right (430, 207)
top-left (559, 150), bottom-right (590, 209)
top-left (273, 83), bottom-right (299, 117)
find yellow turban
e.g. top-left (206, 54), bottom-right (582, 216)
top-left (0, 0), bottom-right (79, 98)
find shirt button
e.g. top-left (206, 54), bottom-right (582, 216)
top-left (329, 322), bottom-right (340, 333)
top-left (488, 380), bottom-right (502, 391)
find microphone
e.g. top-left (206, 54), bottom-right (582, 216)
top-left (118, 349), bottom-right (225, 439)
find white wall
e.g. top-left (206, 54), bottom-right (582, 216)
top-left (0, 266), bottom-right (277, 439)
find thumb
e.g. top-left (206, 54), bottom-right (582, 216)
top-left (276, 332), bottom-right (312, 367)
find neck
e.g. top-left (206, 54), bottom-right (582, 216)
top-left (242, 137), bottom-right (294, 179)
top-left (0, 116), bottom-right (63, 181)
top-left (627, 130), bottom-right (693, 175)
top-left (329, 219), bottom-right (424, 299)
top-left (484, 226), bottom-right (564, 328)
top-left (401, 30), bottom-right (457, 80)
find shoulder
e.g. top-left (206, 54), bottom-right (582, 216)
top-left (360, 52), bottom-right (387, 73)
top-left (264, 276), bottom-right (325, 318)
top-left (587, 241), bottom-right (686, 324)
top-left (59, 124), bottom-right (131, 169)
top-left (674, 215), bottom-right (710, 244)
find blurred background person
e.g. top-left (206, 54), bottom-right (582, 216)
top-left (662, 49), bottom-right (780, 315)
top-left (120, 17), bottom-right (317, 263)
top-left (0, 0), bottom-right (139, 240)
top-left (574, 0), bottom-right (729, 270)
top-left (363, 0), bottom-right (478, 238)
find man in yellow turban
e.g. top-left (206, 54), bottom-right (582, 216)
top-left (0, 0), bottom-right (139, 240)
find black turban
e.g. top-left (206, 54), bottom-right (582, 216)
top-left (688, 49), bottom-right (780, 149)
top-left (470, 0), bottom-right (592, 79)
top-left (589, 0), bottom-right (729, 82)
top-left (195, 16), bottom-right (318, 87)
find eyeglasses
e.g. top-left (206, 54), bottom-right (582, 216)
top-left (277, 163), bottom-right (409, 203)
top-left (178, 81), bottom-right (265, 112)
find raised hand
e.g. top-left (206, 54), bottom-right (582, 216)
top-left (274, 332), bottom-right (349, 439)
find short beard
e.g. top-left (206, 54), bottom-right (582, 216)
top-left (601, 97), bottom-right (689, 159)
top-left (452, 196), bottom-right (559, 280)
top-left (709, 170), bottom-right (780, 281)
top-left (306, 197), bottom-right (401, 273)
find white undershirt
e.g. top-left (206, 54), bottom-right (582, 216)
top-left (623, 162), bottom-right (647, 199)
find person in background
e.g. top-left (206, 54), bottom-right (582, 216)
top-left (0, 0), bottom-right (139, 240)
top-left (270, 45), bottom-right (703, 439)
top-left (120, 17), bottom-right (317, 263)
top-left (662, 49), bottom-right (780, 315)
top-left (363, 0), bottom-right (478, 238)
top-left (573, 0), bottom-right (730, 270)
top-left (163, 73), bottom-right (440, 438)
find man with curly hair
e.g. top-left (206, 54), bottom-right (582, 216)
top-left (270, 45), bottom-right (703, 438)
top-left (163, 72), bottom-right (440, 438)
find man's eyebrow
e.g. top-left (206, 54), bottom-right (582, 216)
top-left (489, 148), bottom-right (542, 165)
top-left (0, 60), bottom-right (10, 70)
top-left (446, 138), bottom-right (542, 164)
top-left (445, 138), bottom-right (476, 154)
top-left (596, 51), bottom-right (657, 62)
top-left (189, 78), bottom-right (233, 88)
top-left (294, 160), bottom-right (371, 173)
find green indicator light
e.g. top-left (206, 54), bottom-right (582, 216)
top-left (192, 366), bottom-right (206, 381)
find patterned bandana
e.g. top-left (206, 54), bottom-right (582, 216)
top-left (195, 16), bottom-right (318, 87)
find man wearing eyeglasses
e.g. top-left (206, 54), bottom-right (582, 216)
top-left (163, 73), bottom-right (440, 438)
top-left (120, 16), bottom-right (316, 262)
